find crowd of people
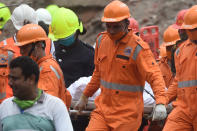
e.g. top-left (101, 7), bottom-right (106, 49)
top-left (0, 0), bottom-right (196, 131)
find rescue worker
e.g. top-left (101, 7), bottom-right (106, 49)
top-left (170, 9), bottom-right (188, 74)
top-left (75, 1), bottom-right (167, 130)
top-left (0, 4), bottom-right (38, 102)
top-left (36, 8), bottom-right (55, 55)
top-left (0, 44), bottom-right (14, 103)
top-left (51, 7), bottom-right (95, 88)
top-left (163, 6), bottom-right (197, 130)
top-left (15, 24), bottom-right (71, 109)
top-left (0, 56), bottom-right (73, 131)
top-left (166, 9), bottom-right (189, 104)
top-left (0, 3), bottom-right (15, 102)
top-left (159, 25), bottom-right (180, 88)
top-left (0, 3), bottom-right (11, 36)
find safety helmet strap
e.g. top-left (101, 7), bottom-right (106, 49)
top-left (28, 44), bottom-right (36, 57)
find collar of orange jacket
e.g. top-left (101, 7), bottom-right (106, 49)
top-left (37, 54), bottom-right (52, 65)
top-left (114, 30), bottom-right (133, 45)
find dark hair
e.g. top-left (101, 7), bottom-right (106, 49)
top-left (9, 56), bottom-right (40, 83)
top-left (38, 21), bottom-right (49, 36)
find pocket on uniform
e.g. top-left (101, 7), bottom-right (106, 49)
top-left (97, 54), bottom-right (107, 72)
top-left (115, 54), bottom-right (131, 64)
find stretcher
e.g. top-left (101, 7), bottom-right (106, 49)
top-left (69, 100), bottom-right (173, 118)
top-left (68, 77), bottom-right (173, 118)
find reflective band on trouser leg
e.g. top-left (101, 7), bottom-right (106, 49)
top-left (0, 92), bottom-right (6, 99)
top-left (100, 79), bottom-right (144, 92)
top-left (178, 80), bottom-right (197, 88)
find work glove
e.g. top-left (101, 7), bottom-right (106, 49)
top-left (74, 93), bottom-right (88, 114)
top-left (152, 104), bottom-right (167, 121)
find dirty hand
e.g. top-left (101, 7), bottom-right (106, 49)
top-left (152, 104), bottom-right (167, 121)
top-left (74, 93), bottom-right (88, 113)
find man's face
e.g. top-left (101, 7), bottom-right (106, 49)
top-left (166, 46), bottom-right (173, 61)
top-left (8, 67), bottom-right (33, 99)
top-left (19, 44), bottom-right (32, 56)
top-left (106, 21), bottom-right (126, 35)
top-left (186, 28), bottom-right (197, 41)
top-left (178, 29), bottom-right (188, 41)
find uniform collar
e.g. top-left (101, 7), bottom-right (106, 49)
top-left (37, 54), bottom-right (52, 65)
top-left (116, 31), bottom-right (133, 45)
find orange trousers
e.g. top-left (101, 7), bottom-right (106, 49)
top-left (86, 109), bottom-right (140, 131)
top-left (163, 107), bottom-right (197, 131)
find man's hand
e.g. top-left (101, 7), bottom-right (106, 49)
top-left (74, 94), bottom-right (88, 114)
top-left (152, 104), bottom-right (167, 121)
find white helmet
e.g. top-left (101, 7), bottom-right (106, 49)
top-left (36, 8), bottom-right (52, 25)
top-left (11, 4), bottom-right (38, 30)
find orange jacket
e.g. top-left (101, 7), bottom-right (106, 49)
top-left (37, 54), bottom-right (71, 109)
top-left (0, 37), bottom-right (20, 57)
top-left (45, 38), bottom-right (52, 55)
top-left (167, 40), bottom-right (197, 116)
top-left (0, 37), bottom-right (20, 103)
top-left (158, 57), bottom-right (174, 88)
top-left (166, 40), bottom-right (187, 104)
top-left (84, 31), bottom-right (166, 129)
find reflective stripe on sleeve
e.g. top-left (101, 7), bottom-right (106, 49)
top-left (100, 79), bottom-right (144, 92)
top-left (3, 40), bottom-right (7, 46)
top-left (39, 67), bottom-right (43, 72)
top-left (178, 80), bottom-right (197, 88)
top-left (97, 34), bottom-right (103, 48)
top-left (50, 65), bottom-right (60, 79)
top-left (176, 48), bottom-right (180, 56)
top-left (7, 51), bottom-right (14, 65)
top-left (132, 44), bottom-right (142, 60)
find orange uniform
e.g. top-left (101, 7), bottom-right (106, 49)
top-left (84, 31), bottom-right (166, 130)
top-left (166, 40), bottom-right (187, 104)
top-left (0, 37), bottom-right (20, 103)
top-left (163, 40), bottom-right (197, 130)
top-left (158, 57), bottom-right (174, 88)
top-left (0, 37), bottom-right (53, 103)
top-left (37, 54), bottom-right (71, 109)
